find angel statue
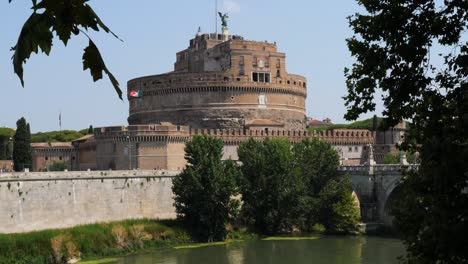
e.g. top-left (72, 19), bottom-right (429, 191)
top-left (218, 12), bottom-right (229, 27)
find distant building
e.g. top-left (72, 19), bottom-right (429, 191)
top-left (31, 142), bottom-right (75, 171)
top-left (306, 118), bottom-right (333, 128)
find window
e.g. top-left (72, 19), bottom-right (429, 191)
top-left (276, 58), bottom-right (281, 68)
top-left (348, 147), bottom-right (353, 152)
top-left (45, 157), bottom-right (48, 161)
top-left (252, 72), bottom-right (270, 83)
top-left (239, 65), bottom-right (245, 76)
top-left (354, 146), bottom-right (359, 152)
top-left (276, 69), bottom-right (281, 77)
top-left (59, 156), bottom-right (63, 160)
top-left (239, 56), bottom-right (244, 65)
top-left (252, 56), bottom-right (258, 66)
top-left (264, 59), bottom-right (269, 67)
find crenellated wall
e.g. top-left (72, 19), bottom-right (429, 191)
top-left (90, 124), bottom-right (375, 170)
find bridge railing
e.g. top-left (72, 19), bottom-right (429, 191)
top-left (339, 164), bottom-right (419, 174)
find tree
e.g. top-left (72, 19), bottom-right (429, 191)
top-left (383, 152), bottom-right (416, 164)
top-left (318, 177), bottom-right (360, 233)
top-left (12, 117), bottom-right (32, 171)
top-left (0, 128), bottom-right (15, 160)
top-left (238, 138), bottom-right (303, 235)
top-left (9, 0), bottom-right (122, 98)
top-left (172, 135), bottom-right (239, 242)
top-left (345, 1), bottom-right (467, 262)
top-left (87, 125), bottom-right (94, 134)
top-left (292, 139), bottom-right (359, 233)
top-left (48, 161), bottom-right (68, 171)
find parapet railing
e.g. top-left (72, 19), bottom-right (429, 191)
top-left (339, 164), bottom-right (420, 173)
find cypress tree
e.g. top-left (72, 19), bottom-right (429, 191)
top-left (13, 117), bottom-right (32, 171)
top-left (87, 125), bottom-right (94, 134)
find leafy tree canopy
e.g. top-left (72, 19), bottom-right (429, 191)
top-left (31, 130), bottom-right (84, 143)
top-left (238, 138), bottom-right (360, 235)
top-left (0, 128), bottom-right (15, 137)
top-left (346, 0), bottom-right (467, 262)
top-left (307, 116), bottom-right (389, 132)
top-left (172, 135), bottom-right (239, 242)
top-left (9, 0), bottom-right (122, 98)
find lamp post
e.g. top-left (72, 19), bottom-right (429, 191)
top-left (8, 137), bottom-right (13, 171)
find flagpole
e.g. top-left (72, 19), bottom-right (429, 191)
top-left (215, 0), bottom-right (218, 36)
top-left (59, 110), bottom-right (62, 131)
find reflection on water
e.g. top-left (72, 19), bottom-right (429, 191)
top-left (115, 236), bottom-right (404, 264)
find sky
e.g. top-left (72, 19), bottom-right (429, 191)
top-left (0, 0), bottom-right (385, 132)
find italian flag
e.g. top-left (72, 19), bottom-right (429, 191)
top-left (129, 89), bottom-right (142, 98)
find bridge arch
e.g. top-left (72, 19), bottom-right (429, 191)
top-left (382, 184), bottom-right (403, 226)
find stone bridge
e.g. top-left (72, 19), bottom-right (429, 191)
top-left (339, 164), bottom-right (418, 225)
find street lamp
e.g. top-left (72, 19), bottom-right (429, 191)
top-left (8, 137), bottom-right (13, 171)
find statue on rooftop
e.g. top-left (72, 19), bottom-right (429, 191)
top-left (218, 12), bottom-right (229, 27)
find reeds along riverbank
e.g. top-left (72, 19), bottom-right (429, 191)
top-left (0, 219), bottom-right (191, 264)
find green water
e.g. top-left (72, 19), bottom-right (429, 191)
top-left (113, 236), bottom-right (405, 264)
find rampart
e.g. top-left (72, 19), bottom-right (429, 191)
top-left (94, 126), bottom-right (375, 146)
top-left (0, 170), bottom-right (178, 234)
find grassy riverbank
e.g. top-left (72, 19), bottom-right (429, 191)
top-left (0, 219), bottom-right (192, 264)
top-left (0, 219), bottom-right (369, 264)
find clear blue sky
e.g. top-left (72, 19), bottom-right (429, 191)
top-left (0, 0), bottom-right (385, 132)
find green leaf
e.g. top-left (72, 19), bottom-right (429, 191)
top-left (82, 3), bottom-right (122, 41)
top-left (11, 12), bottom-right (53, 86)
top-left (82, 39), bottom-right (122, 99)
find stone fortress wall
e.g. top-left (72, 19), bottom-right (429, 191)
top-left (0, 170), bottom-right (177, 234)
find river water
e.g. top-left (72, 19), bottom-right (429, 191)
top-left (114, 236), bottom-right (405, 264)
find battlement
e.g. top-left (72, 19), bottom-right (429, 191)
top-left (94, 125), bottom-right (374, 145)
top-left (189, 128), bottom-right (375, 145)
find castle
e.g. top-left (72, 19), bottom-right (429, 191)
top-left (31, 29), bottom-right (405, 172)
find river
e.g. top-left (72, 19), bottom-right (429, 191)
top-left (112, 236), bottom-right (405, 264)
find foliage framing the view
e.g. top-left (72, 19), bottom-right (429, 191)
top-left (172, 135), bottom-right (239, 242)
top-left (9, 0), bottom-right (123, 98)
top-left (346, 0), bottom-right (467, 263)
